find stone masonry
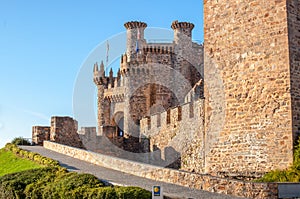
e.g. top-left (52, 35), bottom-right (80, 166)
top-left (93, 20), bottom-right (203, 153)
top-left (32, 116), bottom-right (84, 149)
top-left (44, 141), bottom-right (279, 199)
top-left (140, 98), bottom-right (205, 171)
top-left (32, 126), bottom-right (50, 146)
top-left (203, 0), bottom-right (300, 176)
top-left (50, 116), bottom-right (85, 149)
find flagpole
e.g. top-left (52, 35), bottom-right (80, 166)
top-left (106, 40), bottom-right (109, 67)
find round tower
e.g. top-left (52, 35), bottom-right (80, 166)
top-left (171, 21), bottom-right (196, 97)
top-left (93, 61), bottom-right (108, 136)
top-left (124, 21), bottom-right (147, 62)
top-left (171, 20), bottom-right (194, 44)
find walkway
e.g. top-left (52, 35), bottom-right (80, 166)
top-left (21, 146), bottom-right (244, 199)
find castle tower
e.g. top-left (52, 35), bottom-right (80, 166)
top-left (124, 21), bottom-right (147, 62)
top-left (122, 21), bottom-right (148, 139)
top-left (204, 0), bottom-right (300, 176)
top-left (93, 61), bottom-right (110, 136)
top-left (172, 21), bottom-right (199, 92)
top-left (171, 20), bottom-right (194, 47)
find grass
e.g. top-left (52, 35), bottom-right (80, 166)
top-left (0, 144), bottom-right (152, 198)
top-left (0, 148), bottom-right (42, 177)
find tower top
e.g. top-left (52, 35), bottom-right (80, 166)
top-left (124, 21), bottom-right (147, 30)
top-left (171, 20), bottom-right (194, 30)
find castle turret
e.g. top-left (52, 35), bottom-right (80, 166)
top-left (171, 21), bottom-right (198, 93)
top-left (93, 62), bottom-right (99, 72)
top-left (171, 20), bottom-right (194, 45)
top-left (124, 21), bottom-right (147, 62)
top-left (99, 60), bottom-right (105, 77)
top-left (93, 60), bottom-right (108, 135)
top-left (109, 68), bottom-right (114, 88)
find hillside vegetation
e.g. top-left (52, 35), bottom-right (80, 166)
top-left (0, 143), bottom-right (151, 199)
top-left (0, 148), bottom-right (41, 177)
top-left (256, 138), bottom-right (300, 182)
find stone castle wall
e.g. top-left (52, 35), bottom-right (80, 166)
top-left (140, 99), bottom-right (205, 172)
top-left (32, 116), bottom-right (84, 148)
top-left (32, 126), bottom-right (50, 146)
top-left (287, 0), bottom-right (300, 140)
top-left (203, 0), bottom-right (295, 176)
top-left (50, 116), bottom-right (85, 149)
top-left (94, 21), bottom-right (204, 140)
top-left (78, 127), bottom-right (97, 150)
top-left (44, 141), bottom-right (279, 199)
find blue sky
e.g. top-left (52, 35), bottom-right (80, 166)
top-left (0, 0), bottom-right (203, 147)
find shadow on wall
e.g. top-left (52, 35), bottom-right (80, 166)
top-left (78, 128), bottom-right (181, 168)
top-left (152, 145), bottom-right (181, 169)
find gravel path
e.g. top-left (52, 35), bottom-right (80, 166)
top-left (21, 146), bottom-right (245, 199)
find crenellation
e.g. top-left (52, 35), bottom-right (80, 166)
top-left (124, 21), bottom-right (147, 30)
top-left (141, 100), bottom-right (201, 134)
top-left (141, 99), bottom-right (205, 170)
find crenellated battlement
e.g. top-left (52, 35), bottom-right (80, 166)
top-left (103, 87), bottom-right (125, 102)
top-left (142, 43), bottom-right (174, 54)
top-left (140, 99), bottom-right (204, 136)
top-left (171, 20), bottom-right (194, 31)
top-left (124, 21), bottom-right (147, 30)
top-left (93, 61), bottom-right (123, 89)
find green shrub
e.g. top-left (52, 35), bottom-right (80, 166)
top-left (24, 171), bottom-right (106, 199)
top-left (4, 143), bottom-right (59, 167)
top-left (87, 187), bottom-right (117, 199)
top-left (11, 137), bottom-right (31, 146)
top-left (256, 137), bottom-right (300, 182)
top-left (0, 167), bottom-right (60, 199)
top-left (1, 144), bottom-right (151, 199)
top-left (115, 186), bottom-right (152, 199)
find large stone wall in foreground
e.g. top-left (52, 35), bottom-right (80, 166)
top-left (203, 0), bottom-right (295, 175)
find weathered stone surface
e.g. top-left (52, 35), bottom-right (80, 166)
top-left (50, 116), bottom-right (85, 149)
top-left (32, 126), bottom-right (50, 146)
top-left (140, 99), bottom-right (205, 172)
top-left (44, 141), bottom-right (279, 199)
top-left (203, 0), bottom-right (298, 175)
top-left (78, 127), bottom-right (97, 150)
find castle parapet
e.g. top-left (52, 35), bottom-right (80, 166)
top-left (143, 43), bottom-right (174, 54)
top-left (171, 21), bottom-right (194, 31)
top-left (32, 126), bottom-right (50, 146)
top-left (104, 86), bottom-right (125, 102)
top-left (94, 60), bottom-right (123, 89)
top-left (124, 21), bottom-right (147, 29)
top-left (140, 99), bottom-right (204, 137)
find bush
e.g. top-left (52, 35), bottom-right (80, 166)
top-left (115, 186), bottom-right (152, 199)
top-left (4, 143), bottom-right (59, 167)
top-left (11, 137), bottom-right (31, 146)
top-left (0, 166), bottom-right (152, 199)
top-left (0, 167), bottom-right (61, 199)
top-left (1, 144), bottom-right (151, 198)
top-left (256, 137), bottom-right (300, 182)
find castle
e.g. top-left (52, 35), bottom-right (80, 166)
top-left (33, 0), bottom-right (300, 179)
top-left (92, 20), bottom-right (203, 155)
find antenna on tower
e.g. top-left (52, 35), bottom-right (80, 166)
top-left (106, 40), bottom-right (109, 66)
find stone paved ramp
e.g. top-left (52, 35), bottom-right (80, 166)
top-left (21, 146), bottom-right (245, 199)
